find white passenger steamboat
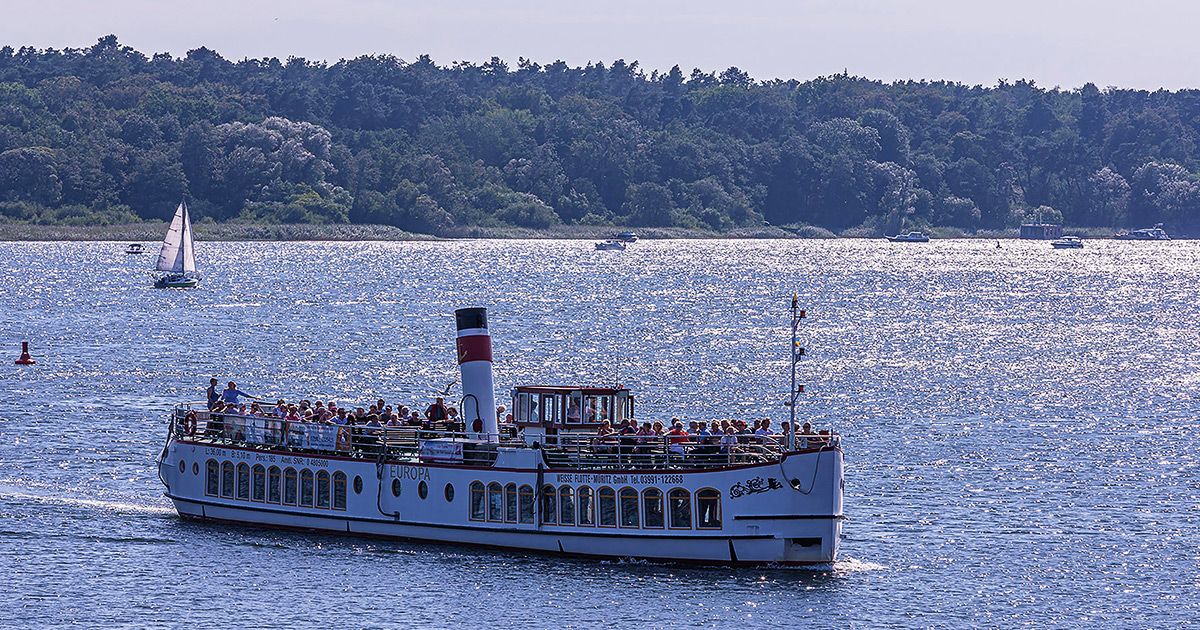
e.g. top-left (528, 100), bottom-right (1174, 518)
top-left (157, 304), bottom-right (844, 566)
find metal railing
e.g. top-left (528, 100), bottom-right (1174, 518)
top-left (169, 402), bottom-right (838, 471)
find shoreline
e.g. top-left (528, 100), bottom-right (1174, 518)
top-left (0, 222), bottom-right (1151, 242)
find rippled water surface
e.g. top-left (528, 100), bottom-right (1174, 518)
top-left (1, 239), bottom-right (1198, 628)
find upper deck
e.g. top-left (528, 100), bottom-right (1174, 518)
top-left (169, 402), bottom-right (838, 471)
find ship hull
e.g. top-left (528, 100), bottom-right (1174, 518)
top-left (160, 438), bottom-right (844, 566)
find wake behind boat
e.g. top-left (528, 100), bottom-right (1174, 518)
top-left (154, 201), bottom-right (200, 288)
top-left (157, 302), bottom-right (844, 566)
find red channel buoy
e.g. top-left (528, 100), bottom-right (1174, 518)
top-left (14, 341), bottom-right (36, 365)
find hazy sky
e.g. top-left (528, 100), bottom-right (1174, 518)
top-left (4, 0), bottom-right (1199, 89)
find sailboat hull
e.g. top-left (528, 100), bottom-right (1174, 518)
top-left (155, 276), bottom-right (200, 289)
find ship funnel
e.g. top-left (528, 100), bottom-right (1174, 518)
top-left (455, 307), bottom-right (498, 440)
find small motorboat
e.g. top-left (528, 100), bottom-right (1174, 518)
top-left (886, 231), bottom-right (930, 243)
top-left (615, 231), bottom-right (639, 243)
top-left (595, 239), bottom-right (627, 251)
top-left (1051, 236), bottom-right (1084, 249)
top-left (125, 243), bottom-right (145, 254)
top-left (1115, 224), bottom-right (1170, 240)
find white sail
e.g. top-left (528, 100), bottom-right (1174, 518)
top-left (156, 202), bottom-right (197, 274)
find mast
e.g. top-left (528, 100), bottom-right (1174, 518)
top-left (181, 200), bottom-right (189, 275)
top-left (788, 293), bottom-right (805, 451)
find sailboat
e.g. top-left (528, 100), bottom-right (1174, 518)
top-left (154, 201), bottom-right (200, 288)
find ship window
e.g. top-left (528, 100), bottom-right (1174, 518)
top-left (540, 395), bottom-right (559, 424)
top-left (540, 485), bottom-right (557, 524)
top-left (333, 472), bottom-right (347, 510)
top-left (353, 475), bottom-right (363, 495)
top-left (619, 487), bottom-right (639, 528)
top-left (316, 471), bottom-right (331, 508)
top-left (205, 460), bottom-right (219, 496)
top-left (236, 463), bottom-right (250, 500)
top-left (565, 392), bottom-right (583, 424)
top-left (598, 486), bottom-right (617, 527)
top-left (300, 470), bottom-right (314, 507)
top-left (504, 483), bottom-right (518, 523)
top-left (559, 486), bottom-right (575, 525)
top-left (584, 396), bottom-right (612, 424)
top-left (516, 392), bottom-right (537, 424)
top-left (391, 478), bottom-right (401, 498)
top-left (267, 467), bottom-right (281, 503)
top-left (577, 486), bottom-right (595, 526)
top-left (251, 465), bottom-right (266, 502)
top-left (221, 461), bottom-right (234, 498)
top-left (642, 488), bottom-right (664, 528)
top-left (488, 482), bottom-right (503, 522)
top-left (418, 480), bottom-right (428, 500)
top-left (518, 484), bottom-right (535, 523)
top-left (668, 488), bottom-right (691, 529)
top-left (283, 468), bottom-right (297, 505)
top-left (444, 483), bottom-right (455, 503)
top-left (193, 462), bottom-right (199, 476)
top-left (697, 488), bottom-right (722, 529)
top-left (179, 460), bottom-right (186, 474)
top-left (469, 481), bottom-right (486, 521)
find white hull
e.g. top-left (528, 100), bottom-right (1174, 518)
top-left (160, 438), bottom-right (844, 565)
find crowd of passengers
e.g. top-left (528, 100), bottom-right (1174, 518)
top-left (192, 379), bottom-right (830, 454)
top-left (191, 380), bottom-right (473, 449)
top-left (592, 417), bottom-right (829, 456)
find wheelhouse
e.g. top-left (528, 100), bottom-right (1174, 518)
top-left (510, 385), bottom-right (635, 430)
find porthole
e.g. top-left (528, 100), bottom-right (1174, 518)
top-left (444, 483), bottom-right (455, 502)
top-left (418, 480), bottom-right (428, 499)
top-left (391, 478), bottom-right (401, 497)
top-left (192, 462), bottom-right (199, 476)
top-left (353, 475), bottom-right (363, 495)
top-left (179, 460), bottom-right (186, 474)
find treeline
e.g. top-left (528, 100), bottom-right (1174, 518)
top-left (2, 35), bottom-right (1200, 234)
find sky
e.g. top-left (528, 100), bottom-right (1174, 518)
top-left (3, 0), bottom-right (1199, 90)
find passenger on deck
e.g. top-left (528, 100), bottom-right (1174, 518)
top-left (425, 397), bottom-right (448, 423)
top-left (592, 420), bottom-right (617, 453)
top-left (496, 405), bottom-right (507, 424)
top-left (666, 422), bottom-right (689, 456)
top-left (756, 418), bottom-right (774, 439)
top-left (408, 411), bottom-right (423, 426)
top-left (720, 427), bottom-right (738, 454)
top-left (565, 399), bottom-right (581, 423)
top-left (221, 382), bottom-right (259, 407)
top-left (206, 378), bottom-right (220, 411)
top-left (635, 421), bottom-right (656, 452)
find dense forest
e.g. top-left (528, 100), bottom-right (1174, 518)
top-left (2, 36), bottom-right (1200, 235)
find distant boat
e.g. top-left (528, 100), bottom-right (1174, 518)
top-left (154, 201), bottom-right (200, 288)
top-left (1115, 224), bottom-right (1170, 241)
top-left (1051, 236), bottom-right (1084, 249)
top-left (886, 231), bottom-right (930, 243)
top-left (615, 230), bottom-right (639, 243)
top-left (124, 243), bottom-right (145, 254)
top-left (594, 239), bottom-right (627, 251)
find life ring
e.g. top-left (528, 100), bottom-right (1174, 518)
top-left (183, 411), bottom-right (198, 436)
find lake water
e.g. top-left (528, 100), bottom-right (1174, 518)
top-left (0, 239), bottom-right (1197, 627)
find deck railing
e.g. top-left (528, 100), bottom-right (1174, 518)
top-left (169, 403), bottom-right (837, 470)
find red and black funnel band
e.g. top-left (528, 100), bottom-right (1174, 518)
top-left (455, 308), bottom-right (488, 331)
top-left (457, 334), bottom-right (493, 364)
